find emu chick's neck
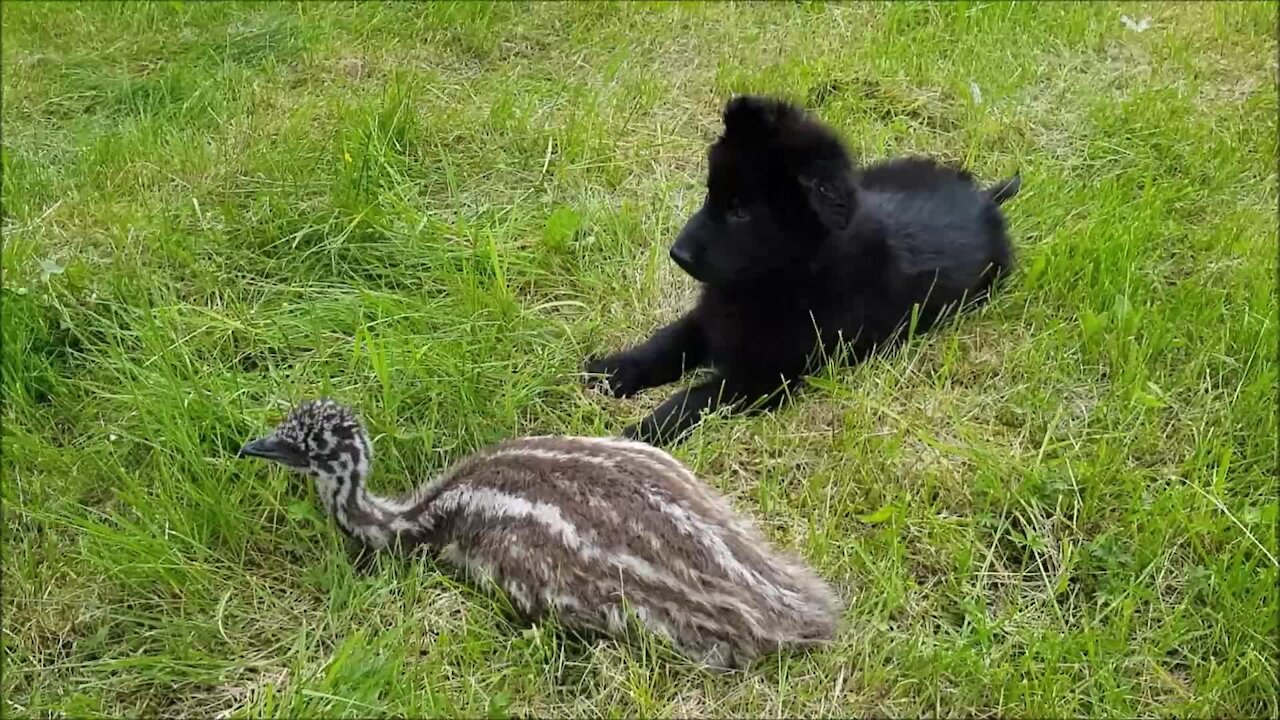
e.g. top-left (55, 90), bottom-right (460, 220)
top-left (313, 452), bottom-right (436, 551)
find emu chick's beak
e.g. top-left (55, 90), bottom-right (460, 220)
top-left (237, 436), bottom-right (304, 467)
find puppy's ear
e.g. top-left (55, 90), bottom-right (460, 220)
top-left (985, 173), bottom-right (1022, 206)
top-left (798, 173), bottom-right (855, 232)
top-left (722, 96), bottom-right (800, 141)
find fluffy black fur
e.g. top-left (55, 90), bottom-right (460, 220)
top-left (586, 95), bottom-right (1021, 445)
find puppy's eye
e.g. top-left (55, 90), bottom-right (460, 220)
top-left (727, 203), bottom-right (750, 222)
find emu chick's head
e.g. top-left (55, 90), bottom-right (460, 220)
top-left (238, 398), bottom-right (368, 479)
top-left (668, 95), bottom-right (856, 288)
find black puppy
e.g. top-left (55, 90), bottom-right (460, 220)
top-left (586, 95), bottom-right (1021, 444)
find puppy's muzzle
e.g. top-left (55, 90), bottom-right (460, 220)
top-left (669, 245), bottom-right (699, 277)
top-left (669, 217), bottom-right (707, 280)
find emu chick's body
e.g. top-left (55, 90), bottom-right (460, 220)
top-left (238, 399), bottom-right (840, 669)
top-left (585, 95), bottom-right (1021, 445)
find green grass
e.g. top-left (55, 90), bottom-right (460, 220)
top-left (2, 1), bottom-right (1276, 716)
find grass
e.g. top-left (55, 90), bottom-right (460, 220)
top-left (2, 1), bottom-right (1276, 716)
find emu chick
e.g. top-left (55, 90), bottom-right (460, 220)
top-left (238, 399), bottom-right (840, 669)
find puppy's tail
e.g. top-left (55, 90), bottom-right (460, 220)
top-left (985, 173), bottom-right (1022, 206)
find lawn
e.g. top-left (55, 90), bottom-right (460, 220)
top-left (2, 1), bottom-right (1276, 717)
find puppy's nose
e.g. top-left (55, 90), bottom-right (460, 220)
top-left (669, 245), bottom-right (698, 275)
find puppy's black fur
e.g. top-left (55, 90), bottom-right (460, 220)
top-left (586, 96), bottom-right (1021, 445)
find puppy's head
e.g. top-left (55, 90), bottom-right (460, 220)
top-left (669, 96), bottom-right (855, 288)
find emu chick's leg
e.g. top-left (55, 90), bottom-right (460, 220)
top-left (584, 311), bottom-right (706, 398)
top-left (623, 373), bottom-right (791, 445)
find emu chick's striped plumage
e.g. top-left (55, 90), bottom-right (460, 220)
top-left (238, 399), bottom-right (840, 668)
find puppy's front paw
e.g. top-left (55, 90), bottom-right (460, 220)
top-left (620, 421), bottom-right (645, 441)
top-left (583, 354), bottom-right (646, 398)
top-left (622, 414), bottom-right (679, 447)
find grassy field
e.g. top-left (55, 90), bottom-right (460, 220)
top-left (3, 1), bottom-right (1276, 716)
